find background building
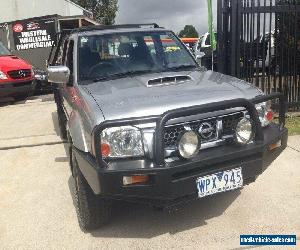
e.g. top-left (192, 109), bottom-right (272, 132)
top-left (0, 0), bottom-right (92, 23)
top-left (0, 0), bottom-right (97, 72)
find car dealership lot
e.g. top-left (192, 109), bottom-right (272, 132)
top-left (0, 98), bottom-right (299, 249)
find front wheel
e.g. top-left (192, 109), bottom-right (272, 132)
top-left (73, 155), bottom-right (112, 231)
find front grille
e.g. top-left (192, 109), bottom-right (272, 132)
top-left (7, 69), bottom-right (31, 79)
top-left (164, 118), bottom-right (218, 147)
top-left (164, 112), bottom-right (244, 149)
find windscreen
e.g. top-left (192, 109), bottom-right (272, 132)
top-left (0, 41), bottom-right (11, 56)
top-left (77, 31), bottom-right (197, 83)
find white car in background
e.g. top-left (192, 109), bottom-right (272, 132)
top-left (194, 32), bottom-right (217, 70)
top-left (253, 31), bottom-right (275, 71)
top-left (194, 32), bottom-right (213, 53)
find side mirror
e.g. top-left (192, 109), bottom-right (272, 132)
top-left (47, 66), bottom-right (70, 86)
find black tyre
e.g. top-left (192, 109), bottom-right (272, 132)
top-left (73, 156), bottom-right (112, 231)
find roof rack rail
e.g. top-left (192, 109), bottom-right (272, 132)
top-left (71, 23), bottom-right (160, 33)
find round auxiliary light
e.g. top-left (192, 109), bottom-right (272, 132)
top-left (178, 131), bottom-right (201, 159)
top-left (235, 118), bottom-right (254, 145)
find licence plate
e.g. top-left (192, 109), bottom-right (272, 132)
top-left (196, 167), bottom-right (243, 198)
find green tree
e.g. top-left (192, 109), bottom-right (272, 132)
top-left (178, 25), bottom-right (199, 38)
top-left (73, 0), bottom-right (118, 25)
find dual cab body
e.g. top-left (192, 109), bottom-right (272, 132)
top-left (48, 24), bottom-right (288, 231)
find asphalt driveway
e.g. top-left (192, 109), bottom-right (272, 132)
top-left (0, 98), bottom-right (299, 249)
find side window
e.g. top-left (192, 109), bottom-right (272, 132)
top-left (61, 39), bottom-right (69, 65)
top-left (63, 40), bottom-right (74, 85)
top-left (66, 40), bottom-right (74, 74)
top-left (52, 38), bottom-right (68, 65)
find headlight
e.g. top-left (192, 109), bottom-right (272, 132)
top-left (0, 70), bottom-right (8, 80)
top-left (235, 118), bottom-right (254, 144)
top-left (178, 131), bottom-right (201, 159)
top-left (100, 126), bottom-right (144, 158)
top-left (255, 101), bottom-right (273, 127)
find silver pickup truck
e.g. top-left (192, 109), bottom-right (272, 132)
top-left (47, 24), bottom-right (288, 231)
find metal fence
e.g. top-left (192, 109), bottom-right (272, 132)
top-left (217, 0), bottom-right (300, 110)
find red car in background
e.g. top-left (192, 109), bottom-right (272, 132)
top-left (0, 41), bottom-right (35, 100)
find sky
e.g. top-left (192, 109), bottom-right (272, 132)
top-left (115, 0), bottom-right (217, 36)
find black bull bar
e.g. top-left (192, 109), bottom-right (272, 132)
top-left (93, 92), bottom-right (286, 167)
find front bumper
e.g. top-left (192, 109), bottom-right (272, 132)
top-left (0, 79), bottom-right (35, 97)
top-left (74, 123), bottom-right (288, 206)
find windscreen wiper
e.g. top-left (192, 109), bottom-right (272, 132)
top-left (163, 64), bottom-right (198, 72)
top-left (91, 69), bottom-right (156, 82)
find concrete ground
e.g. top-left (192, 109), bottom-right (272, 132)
top-left (0, 97), bottom-right (299, 249)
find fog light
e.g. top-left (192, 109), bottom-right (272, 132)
top-left (178, 131), bottom-right (201, 159)
top-left (123, 175), bottom-right (149, 185)
top-left (235, 118), bottom-right (254, 144)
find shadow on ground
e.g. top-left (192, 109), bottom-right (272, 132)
top-left (51, 111), bottom-right (60, 137)
top-left (67, 176), bottom-right (241, 239)
top-left (52, 111), bottom-right (69, 163)
top-left (0, 93), bottom-right (54, 107)
top-left (0, 97), bottom-right (20, 107)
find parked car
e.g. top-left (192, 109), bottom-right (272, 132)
top-left (252, 32), bottom-right (276, 72)
top-left (0, 41), bottom-right (35, 99)
top-left (47, 24), bottom-right (288, 231)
